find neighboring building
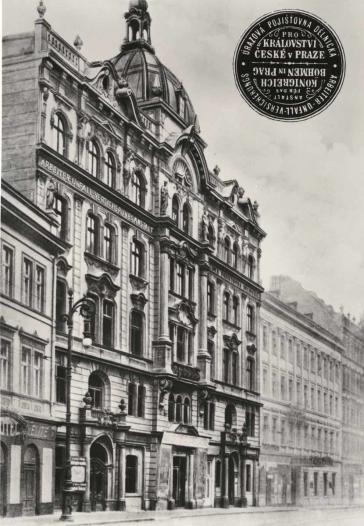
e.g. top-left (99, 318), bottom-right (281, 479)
top-left (0, 181), bottom-right (67, 517)
top-left (259, 288), bottom-right (343, 506)
top-left (1, 0), bottom-right (265, 516)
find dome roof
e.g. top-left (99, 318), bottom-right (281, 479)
top-left (112, 46), bottom-right (196, 126)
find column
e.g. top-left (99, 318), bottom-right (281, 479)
top-left (197, 259), bottom-right (211, 382)
top-left (252, 460), bottom-right (257, 506)
top-left (239, 455), bottom-right (247, 507)
top-left (82, 442), bottom-right (91, 512)
top-left (117, 445), bottom-right (126, 511)
top-left (221, 455), bottom-right (229, 508)
top-left (153, 237), bottom-right (172, 372)
top-left (186, 453), bottom-right (195, 508)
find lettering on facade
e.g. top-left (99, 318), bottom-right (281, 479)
top-left (210, 263), bottom-right (259, 299)
top-left (38, 158), bottom-right (153, 234)
top-left (27, 423), bottom-right (57, 441)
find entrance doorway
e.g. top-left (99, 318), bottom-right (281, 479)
top-left (22, 445), bottom-right (39, 516)
top-left (172, 456), bottom-right (186, 507)
top-left (228, 456), bottom-right (238, 505)
top-left (205, 458), bottom-right (214, 507)
top-left (0, 444), bottom-right (7, 516)
top-left (90, 442), bottom-right (108, 511)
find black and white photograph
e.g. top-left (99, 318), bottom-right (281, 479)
top-left (1, 1), bottom-right (363, 525)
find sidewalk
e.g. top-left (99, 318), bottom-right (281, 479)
top-left (0, 506), bottom-right (299, 526)
top-left (1, 504), bottom-right (362, 526)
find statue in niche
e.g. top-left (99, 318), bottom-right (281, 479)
top-left (123, 149), bottom-right (135, 183)
top-left (160, 181), bottom-right (170, 215)
top-left (46, 179), bottom-right (56, 210)
top-left (201, 209), bottom-right (209, 242)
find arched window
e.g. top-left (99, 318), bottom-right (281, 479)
top-left (182, 202), bottom-right (192, 235)
top-left (102, 299), bottom-right (114, 348)
top-left (168, 393), bottom-right (175, 422)
top-left (247, 305), bottom-right (255, 334)
top-left (232, 296), bottom-right (239, 326)
top-left (223, 292), bottom-right (230, 321)
top-left (89, 372), bottom-right (104, 409)
top-left (132, 170), bottom-right (145, 207)
top-left (125, 455), bottom-right (138, 494)
top-left (183, 398), bottom-right (190, 424)
top-left (103, 224), bottom-right (115, 263)
top-left (207, 281), bottom-right (215, 314)
top-left (105, 152), bottom-right (116, 188)
top-left (172, 195), bottom-right (180, 225)
top-left (130, 310), bottom-right (144, 356)
top-left (247, 255), bottom-right (254, 280)
top-left (208, 224), bottom-right (215, 247)
top-left (54, 114), bottom-right (66, 156)
top-left (131, 238), bottom-right (144, 277)
top-left (128, 382), bottom-right (137, 415)
top-left (86, 214), bottom-right (99, 255)
top-left (225, 404), bottom-right (236, 429)
top-left (176, 395), bottom-right (182, 422)
top-left (224, 237), bottom-right (231, 264)
top-left (53, 194), bottom-right (68, 240)
top-left (232, 242), bottom-right (239, 268)
top-left (137, 385), bottom-right (145, 417)
top-left (88, 140), bottom-right (100, 178)
top-left (247, 357), bottom-right (255, 391)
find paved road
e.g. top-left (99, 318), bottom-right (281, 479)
top-left (139, 508), bottom-right (364, 526)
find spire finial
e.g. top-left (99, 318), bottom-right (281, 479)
top-left (37, 0), bottom-right (46, 19)
top-left (74, 35), bottom-right (83, 51)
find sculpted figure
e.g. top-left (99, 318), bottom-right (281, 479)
top-left (46, 179), bottom-right (56, 209)
top-left (123, 150), bottom-right (134, 182)
top-left (201, 209), bottom-right (209, 242)
top-left (160, 181), bottom-right (170, 215)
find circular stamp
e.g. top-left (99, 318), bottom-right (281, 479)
top-left (233, 10), bottom-right (345, 121)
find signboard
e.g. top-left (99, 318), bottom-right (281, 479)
top-left (70, 456), bottom-right (87, 492)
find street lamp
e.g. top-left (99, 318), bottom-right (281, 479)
top-left (60, 289), bottom-right (95, 522)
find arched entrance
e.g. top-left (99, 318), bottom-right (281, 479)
top-left (22, 445), bottom-right (39, 515)
top-left (0, 443), bottom-right (7, 516)
top-left (90, 441), bottom-right (108, 511)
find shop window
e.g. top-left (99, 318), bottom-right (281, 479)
top-left (88, 372), bottom-right (104, 409)
top-left (130, 238), bottom-right (144, 277)
top-left (172, 195), bottom-right (179, 225)
top-left (56, 353), bottom-right (66, 404)
top-left (215, 460), bottom-right (221, 487)
top-left (88, 140), bottom-right (100, 178)
top-left (86, 214), bottom-right (99, 255)
top-left (1, 244), bottom-right (14, 298)
top-left (130, 310), bottom-right (144, 356)
top-left (125, 455), bottom-right (138, 493)
top-left (105, 152), bottom-right (116, 188)
top-left (55, 446), bottom-right (65, 507)
top-left (0, 338), bottom-right (10, 391)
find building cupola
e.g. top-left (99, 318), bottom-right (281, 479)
top-left (123, 0), bottom-right (152, 51)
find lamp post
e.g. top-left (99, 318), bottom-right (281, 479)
top-left (60, 289), bottom-right (94, 522)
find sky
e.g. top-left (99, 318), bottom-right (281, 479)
top-left (2, 0), bottom-right (364, 321)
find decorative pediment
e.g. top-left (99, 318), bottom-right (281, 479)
top-left (130, 292), bottom-right (148, 310)
top-left (57, 256), bottom-right (72, 276)
top-left (86, 273), bottom-right (120, 299)
top-left (175, 423), bottom-right (199, 436)
top-left (173, 158), bottom-right (192, 187)
top-left (171, 299), bottom-right (198, 327)
top-left (223, 333), bottom-right (241, 351)
top-left (178, 241), bottom-right (198, 262)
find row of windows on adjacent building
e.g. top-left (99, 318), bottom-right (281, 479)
top-left (263, 414), bottom-right (339, 455)
top-left (342, 399), bottom-right (363, 428)
top-left (262, 326), bottom-right (341, 383)
top-left (343, 366), bottom-right (364, 396)
top-left (263, 369), bottom-right (340, 417)
top-left (1, 243), bottom-right (46, 313)
top-left (0, 338), bottom-right (43, 397)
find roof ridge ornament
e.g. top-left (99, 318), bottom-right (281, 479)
top-left (37, 0), bottom-right (46, 19)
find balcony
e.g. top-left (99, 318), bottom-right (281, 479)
top-left (172, 362), bottom-right (200, 382)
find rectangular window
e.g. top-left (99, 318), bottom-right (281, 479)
top-left (176, 262), bottom-right (184, 296)
top-left (0, 338), bottom-right (10, 390)
top-left (272, 417), bottom-right (277, 442)
top-left (303, 347), bottom-right (308, 369)
top-left (272, 372), bottom-right (277, 398)
top-left (311, 350), bottom-right (316, 373)
top-left (2, 244), bottom-right (14, 297)
top-left (186, 267), bottom-right (193, 300)
top-left (246, 464), bottom-right (251, 492)
top-left (296, 380), bottom-right (301, 406)
top-left (223, 349), bottom-right (230, 383)
top-left (263, 415), bottom-right (269, 443)
top-left (23, 258), bottom-right (33, 307)
top-left (21, 347), bottom-right (32, 395)
top-left (131, 240), bottom-right (143, 277)
top-left (272, 331), bottom-right (277, 355)
top-left (102, 300), bottom-right (114, 347)
top-left (311, 387), bottom-right (315, 410)
top-left (176, 326), bottom-right (186, 362)
top-left (169, 258), bottom-right (175, 291)
top-left (323, 472), bottom-right (328, 496)
top-left (289, 378), bottom-right (293, 402)
top-left (281, 419), bottom-right (286, 445)
top-left (125, 455), bottom-right (138, 493)
top-left (86, 215), bottom-right (98, 254)
top-left (314, 472), bottom-right (318, 496)
top-left (303, 472), bottom-right (308, 497)
top-left (280, 375), bottom-right (286, 400)
top-left (332, 473), bottom-right (336, 495)
top-left (54, 195), bottom-right (67, 240)
top-left (288, 339), bottom-right (293, 363)
top-left (263, 368), bottom-right (268, 394)
top-left (304, 384), bottom-right (308, 406)
top-left (56, 354), bottom-right (66, 404)
top-left (35, 265), bottom-right (45, 312)
top-left (262, 326), bottom-right (268, 351)
top-left (34, 351), bottom-right (42, 397)
top-left (232, 352), bottom-right (238, 386)
top-left (296, 344), bottom-right (301, 367)
top-left (280, 336), bottom-right (285, 359)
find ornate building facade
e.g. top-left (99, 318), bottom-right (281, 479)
top-left (1, 0), bottom-right (265, 516)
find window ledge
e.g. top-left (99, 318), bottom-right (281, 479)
top-left (129, 274), bottom-right (148, 291)
top-left (84, 251), bottom-right (119, 277)
top-left (223, 319), bottom-right (241, 330)
top-left (169, 291), bottom-right (196, 307)
top-left (245, 330), bottom-right (256, 339)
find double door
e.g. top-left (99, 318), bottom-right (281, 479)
top-left (90, 458), bottom-right (106, 511)
top-left (172, 456), bottom-right (186, 507)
